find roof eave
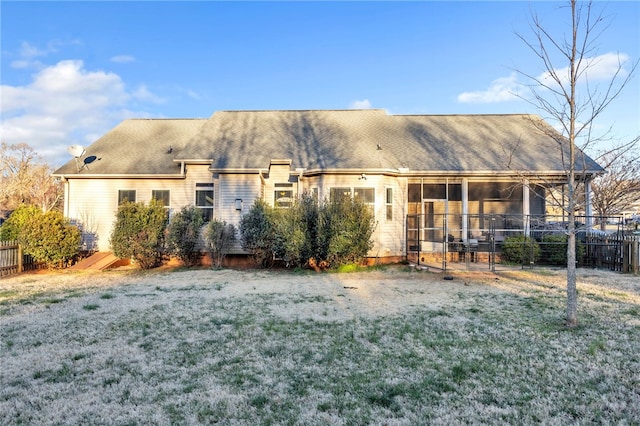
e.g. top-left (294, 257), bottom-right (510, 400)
top-left (53, 173), bottom-right (186, 179)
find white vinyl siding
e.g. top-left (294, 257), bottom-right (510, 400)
top-left (217, 173), bottom-right (262, 253)
top-left (64, 165), bottom-right (213, 252)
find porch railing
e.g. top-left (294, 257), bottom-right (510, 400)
top-left (406, 213), bottom-right (639, 273)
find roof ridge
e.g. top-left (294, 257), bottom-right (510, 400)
top-left (127, 118), bottom-right (208, 121)
top-left (393, 113), bottom-right (535, 117)
top-left (215, 109), bottom-right (387, 113)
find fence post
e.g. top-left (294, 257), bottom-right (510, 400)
top-left (633, 240), bottom-right (639, 274)
top-left (18, 244), bottom-right (23, 273)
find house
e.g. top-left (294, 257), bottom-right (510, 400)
top-left (53, 109), bottom-right (603, 262)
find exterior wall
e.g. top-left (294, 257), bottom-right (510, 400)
top-left (299, 173), bottom-right (406, 258)
top-left (65, 165), bottom-right (213, 252)
top-left (216, 173), bottom-right (262, 253)
top-left (64, 163), bottom-right (554, 260)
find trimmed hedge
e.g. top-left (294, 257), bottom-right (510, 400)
top-left (167, 206), bottom-right (205, 267)
top-left (501, 234), bottom-right (541, 265)
top-left (19, 210), bottom-right (81, 268)
top-left (540, 234), bottom-right (586, 266)
top-left (205, 219), bottom-right (235, 268)
top-left (110, 200), bottom-right (168, 269)
top-left (240, 194), bottom-right (375, 269)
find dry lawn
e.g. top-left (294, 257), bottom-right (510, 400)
top-left (1, 265), bottom-right (639, 425)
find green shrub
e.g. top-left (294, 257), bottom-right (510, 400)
top-left (501, 234), bottom-right (541, 264)
top-left (318, 196), bottom-right (375, 268)
top-left (239, 200), bottom-right (277, 267)
top-left (19, 210), bottom-right (81, 268)
top-left (166, 206), bottom-right (204, 267)
top-left (239, 195), bottom-right (376, 270)
top-left (0, 205), bottom-right (42, 241)
top-left (205, 219), bottom-right (235, 268)
top-left (271, 194), bottom-right (320, 268)
top-left (110, 200), bottom-right (168, 269)
top-left (540, 234), bottom-right (585, 266)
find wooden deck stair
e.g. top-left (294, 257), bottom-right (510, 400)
top-left (70, 252), bottom-right (129, 270)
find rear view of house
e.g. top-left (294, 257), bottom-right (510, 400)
top-left (54, 109), bottom-right (602, 262)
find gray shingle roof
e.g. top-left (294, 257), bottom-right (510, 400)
top-left (55, 110), bottom-right (602, 176)
top-left (54, 118), bottom-right (207, 175)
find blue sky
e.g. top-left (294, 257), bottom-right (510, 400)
top-left (1, 1), bottom-right (638, 167)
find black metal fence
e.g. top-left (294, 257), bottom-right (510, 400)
top-left (406, 214), bottom-right (639, 273)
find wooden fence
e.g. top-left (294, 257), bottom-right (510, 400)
top-left (584, 233), bottom-right (640, 274)
top-left (0, 241), bottom-right (43, 277)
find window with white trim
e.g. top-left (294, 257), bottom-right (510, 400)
top-left (152, 190), bottom-right (170, 208)
top-left (195, 183), bottom-right (214, 222)
top-left (274, 183), bottom-right (294, 208)
top-left (385, 187), bottom-right (393, 221)
top-left (118, 190), bottom-right (136, 205)
top-left (330, 187), bottom-right (376, 217)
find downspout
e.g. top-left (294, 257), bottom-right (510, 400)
top-left (523, 180), bottom-right (530, 237)
top-left (63, 178), bottom-right (70, 217)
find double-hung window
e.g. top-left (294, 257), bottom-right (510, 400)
top-left (330, 187), bottom-right (376, 218)
top-left (329, 187), bottom-right (352, 202)
top-left (354, 187), bottom-right (375, 216)
top-left (152, 190), bottom-right (170, 208)
top-left (385, 187), bottom-right (393, 221)
top-left (274, 183), bottom-right (294, 208)
top-left (195, 183), bottom-right (214, 222)
top-left (117, 190), bottom-right (136, 205)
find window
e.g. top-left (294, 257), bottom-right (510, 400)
top-left (152, 190), bottom-right (170, 208)
top-left (354, 187), bottom-right (375, 216)
top-left (274, 183), bottom-right (294, 208)
top-left (118, 190), bottom-right (136, 205)
top-left (330, 187), bottom-right (376, 217)
top-left (353, 187), bottom-right (375, 204)
top-left (329, 187), bottom-right (352, 202)
top-left (195, 183), bottom-right (214, 222)
top-left (385, 187), bottom-right (393, 221)
top-left (274, 189), bottom-right (294, 208)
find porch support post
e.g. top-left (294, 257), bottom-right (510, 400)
top-left (523, 180), bottom-right (530, 237)
top-left (585, 179), bottom-right (593, 228)
top-left (462, 178), bottom-right (469, 241)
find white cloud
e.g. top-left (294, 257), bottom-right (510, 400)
top-left (186, 89), bottom-right (200, 100)
top-left (110, 55), bottom-right (136, 64)
top-left (457, 73), bottom-right (522, 104)
top-left (457, 52), bottom-right (631, 105)
top-left (538, 52), bottom-right (630, 87)
top-left (0, 60), bottom-right (162, 166)
top-left (19, 41), bottom-right (50, 58)
top-left (132, 85), bottom-right (166, 104)
top-left (10, 60), bottom-right (41, 69)
top-left (349, 99), bottom-right (372, 109)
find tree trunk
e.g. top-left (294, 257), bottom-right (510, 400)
top-left (566, 214), bottom-right (578, 327)
top-left (565, 0), bottom-right (578, 328)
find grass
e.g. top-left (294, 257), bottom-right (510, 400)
top-left (0, 267), bottom-right (638, 425)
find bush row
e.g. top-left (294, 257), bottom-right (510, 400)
top-left (501, 234), bottom-right (585, 265)
top-left (240, 194), bottom-right (376, 269)
top-left (110, 202), bottom-right (235, 269)
top-left (1, 194), bottom-right (375, 271)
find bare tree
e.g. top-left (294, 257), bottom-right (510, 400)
top-left (591, 149), bottom-right (640, 227)
top-left (516, 0), bottom-right (638, 327)
top-left (0, 142), bottom-right (62, 215)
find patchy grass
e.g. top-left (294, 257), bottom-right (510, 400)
top-left (0, 267), bottom-right (638, 424)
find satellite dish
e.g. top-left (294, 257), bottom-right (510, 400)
top-left (67, 145), bottom-right (86, 158)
